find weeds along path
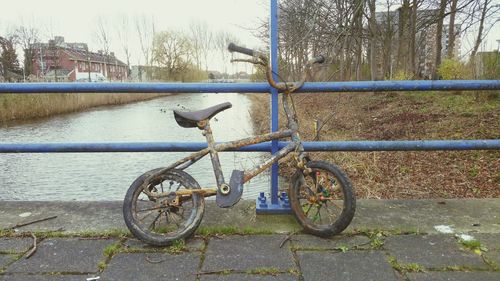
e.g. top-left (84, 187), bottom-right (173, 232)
top-left (0, 93), bottom-right (167, 123)
top-left (249, 91), bottom-right (499, 199)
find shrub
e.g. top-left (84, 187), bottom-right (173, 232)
top-left (437, 59), bottom-right (469, 80)
top-left (392, 71), bottom-right (413, 80)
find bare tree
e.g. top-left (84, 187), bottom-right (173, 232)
top-left (14, 18), bottom-right (40, 77)
top-left (189, 20), bottom-right (213, 71)
top-left (447, 0), bottom-right (459, 59)
top-left (94, 16), bottom-right (111, 77)
top-left (214, 30), bottom-right (238, 77)
top-left (469, 0), bottom-right (495, 59)
top-left (432, 0), bottom-right (448, 80)
top-left (135, 15), bottom-right (156, 67)
top-left (0, 34), bottom-right (22, 81)
top-left (115, 15), bottom-right (132, 76)
top-left (368, 0), bottom-right (378, 80)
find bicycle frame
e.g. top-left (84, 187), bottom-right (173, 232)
top-left (147, 91), bottom-right (305, 199)
top-left (142, 48), bottom-right (321, 200)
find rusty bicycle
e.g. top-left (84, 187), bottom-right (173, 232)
top-left (123, 43), bottom-right (356, 246)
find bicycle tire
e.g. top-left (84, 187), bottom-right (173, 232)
top-left (123, 168), bottom-right (205, 246)
top-left (289, 161), bottom-right (356, 237)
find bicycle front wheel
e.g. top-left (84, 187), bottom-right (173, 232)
top-left (289, 161), bottom-right (356, 237)
top-left (123, 168), bottom-right (205, 246)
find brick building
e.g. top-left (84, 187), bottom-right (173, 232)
top-left (31, 36), bottom-right (128, 82)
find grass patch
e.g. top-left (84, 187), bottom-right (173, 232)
top-left (167, 239), bottom-right (187, 254)
top-left (103, 242), bottom-right (122, 258)
top-left (0, 229), bottom-right (15, 237)
top-left (246, 267), bottom-right (281, 276)
top-left (354, 229), bottom-right (386, 249)
top-left (98, 241), bottom-right (123, 272)
top-left (0, 229), bottom-right (132, 239)
top-left (460, 239), bottom-right (487, 255)
top-left (0, 93), bottom-right (167, 123)
top-left (387, 256), bottom-right (424, 273)
top-left (97, 261), bottom-right (107, 271)
top-left (430, 265), bottom-right (487, 272)
top-left (251, 91), bottom-right (499, 199)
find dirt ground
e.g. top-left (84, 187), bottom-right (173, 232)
top-left (249, 90), bottom-right (499, 199)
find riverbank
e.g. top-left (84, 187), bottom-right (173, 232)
top-left (0, 93), bottom-right (167, 123)
top-left (249, 91), bottom-right (499, 199)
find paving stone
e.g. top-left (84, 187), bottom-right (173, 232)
top-left (407, 271), bottom-right (500, 281)
top-left (0, 274), bottom-right (96, 281)
top-left (473, 234), bottom-right (500, 250)
top-left (0, 238), bottom-right (32, 253)
top-left (202, 235), bottom-right (295, 272)
top-left (5, 238), bottom-right (115, 274)
top-left (384, 235), bottom-right (487, 269)
top-left (100, 252), bottom-right (200, 281)
top-left (290, 234), bottom-right (370, 250)
top-left (0, 255), bottom-right (14, 269)
top-left (298, 251), bottom-right (402, 281)
top-left (124, 238), bottom-right (204, 251)
top-left (199, 274), bottom-right (297, 281)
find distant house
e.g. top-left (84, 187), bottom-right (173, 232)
top-left (31, 36), bottom-right (128, 82)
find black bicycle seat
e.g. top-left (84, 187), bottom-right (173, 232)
top-left (173, 102), bottom-right (232, 128)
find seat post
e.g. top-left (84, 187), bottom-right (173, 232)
top-left (200, 120), bottom-right (225, 188)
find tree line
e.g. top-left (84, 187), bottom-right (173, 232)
top-left (1, 1), bottom-right (499, 82)
top-left (256, 0), bottom-right (499, 81)
top-left (0, 16), bottom-right (240, 82)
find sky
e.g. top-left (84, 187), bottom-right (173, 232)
top-left (0, 0), bottom-right (268, 71)
top-left (0, 0), bottom-right (499, 70)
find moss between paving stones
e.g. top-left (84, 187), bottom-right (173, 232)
top-left (0, 229), bottom-right (131, 239)
top-left (387, 255), bottom-right (425, 273)
top-left (195, 226), bottom-right (275, 237)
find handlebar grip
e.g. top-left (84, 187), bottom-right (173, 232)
top-left (228, 43), bottom-right (255, 57)
top-left (312, 55), bottom-right (325, 64)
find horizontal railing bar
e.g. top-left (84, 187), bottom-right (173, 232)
top-left (0, 83), bottom-right (271, 93)
top-left (1, 140), bottom-right (498, 153)
top-left (0, 80), bottom-right (499, 94)
top-left (298, 80), bottom-right (500, 92)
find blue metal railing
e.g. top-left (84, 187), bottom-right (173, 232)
top-left (1, 80), bottom-right (499, 94)
top-left (1, 140), bottom-right (499, 153)
top-left (1, 0), bottom-right (499, 213)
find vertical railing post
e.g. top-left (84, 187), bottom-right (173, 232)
top-left (256, 0), bottom-right (291, 213)
top-left (270, 0), bottom-right (280, 207)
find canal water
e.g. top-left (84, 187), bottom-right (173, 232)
top-left (0, 93), bottom-right (272, 201)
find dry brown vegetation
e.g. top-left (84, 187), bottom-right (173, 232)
top-left (249, 91), bottom-right (499, 199)
top-left (0, 93), bottom-right (166, 123)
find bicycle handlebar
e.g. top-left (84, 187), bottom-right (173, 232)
top-left (228, 43), bottom-right (255, 57)
top-left (228, 42), bottom-right (325, 92)
top-left (311, 55), bottom-right (325, 64)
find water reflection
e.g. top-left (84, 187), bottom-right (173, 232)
top-left (0, 93), bottom-right (271, 201)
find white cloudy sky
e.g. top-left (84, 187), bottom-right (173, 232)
top-left (0, 0), bottom-right (268, 71)
top-left (0, 0), bottom-right (499, 69)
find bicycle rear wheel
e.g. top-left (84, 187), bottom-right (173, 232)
top-left (123, 168), bottom-right (205, 246)
top-left (289, 161), bottom-right (355, 237)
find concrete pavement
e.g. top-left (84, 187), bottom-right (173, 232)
top-left (0, 199), bottom-right (499, 280)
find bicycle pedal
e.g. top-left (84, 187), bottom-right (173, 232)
top-left (216, 170), bottom-right (244, 208)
